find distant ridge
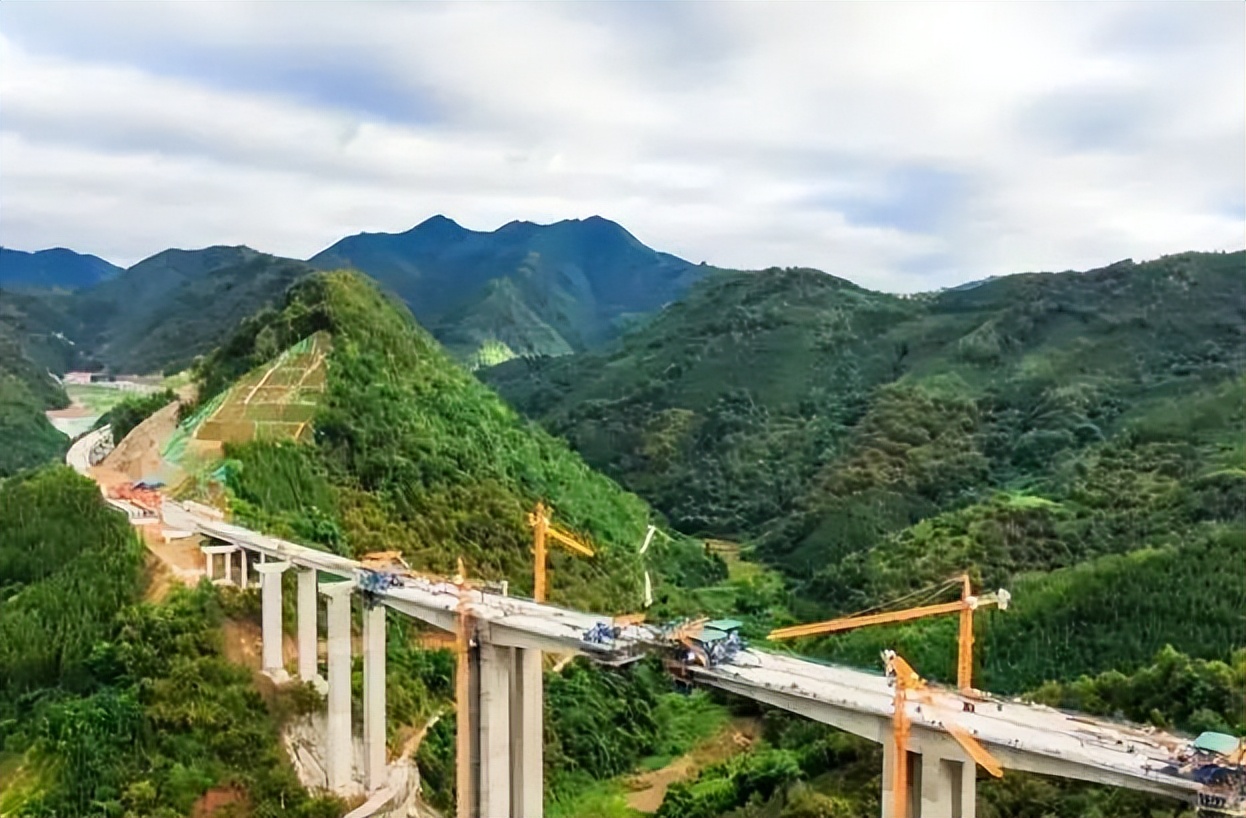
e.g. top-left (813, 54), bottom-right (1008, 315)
top-left (309, 215), bottom-right (709, 360)
top-left (0, 247), bottom-right (122, 290)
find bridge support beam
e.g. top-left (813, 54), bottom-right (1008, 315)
top-left (477, 642), bottom-right (512, 817)
top-left (297, 567), bottom-right (319, 684)
top-left (460, 640), bottom-right (545, 818)
top-left (363, 604), bottom-right (387, 792)
top-left (323, 582), bottom-right (354, 795)
top-left (509, 647), bottom-right (543, 818)
top-left (256, 561), bottom-right (291, 682)
top-left (882, 741), bottom-right (975, 818)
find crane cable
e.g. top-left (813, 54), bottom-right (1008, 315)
top-left (829, 575), bottom-right (963, 623)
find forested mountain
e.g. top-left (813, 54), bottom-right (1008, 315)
top-left (0, 467), bottom-right (342, 817)
top-left (309, 215), bottom-right (708, 362)
top-left (63, 247), bottom-right (321, 375)
top-left (192, 269), bottom-right (718, 610)
top-left (484, 250), bottom-right (1246, 649)
top-left (483, 249), bottom-right (1246, 815)
top-left (6, 216), bottom-right (704, 376)
top-left (0, 246), bottom-right (121, 290)
top-left (0, 292), bottom-right (71, 476)
top-left (2, 228), bottom-right (1241, 817)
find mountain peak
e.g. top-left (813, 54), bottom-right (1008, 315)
top-left (409, 214), bottom-right (467, 235)
top-left (0, 246), bottom-right (122, 290)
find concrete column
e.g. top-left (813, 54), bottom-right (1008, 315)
top-left (224, 549), bottom-right (233, 583)
top-left (881, 740), bottom-right (896, 818)
top-left (920, 754), bottom-right (952, 818)
top-left (256, 561), bottom-right (291, 682)
top-left (239, 552), bottom-right (248, 589)
top-left (477, 642), bottom-right (512, 818)
top-left (960, 761), bottom-right (976, 818)
top-left (323, 582), bottom-right (354, 794)
top-left (509, 647), bottom-right (543, 818)
top-left (296, 568), bottom-right (319, 683)
top-left (204, 551), bottom-right (214, 580)
top-left (881, 743), bottom-right (920, 818)
top-left (363, 604), bottom-right (387, 792)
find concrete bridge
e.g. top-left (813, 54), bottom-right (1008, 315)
top-left (70, 426), bottom-right (1202, 818)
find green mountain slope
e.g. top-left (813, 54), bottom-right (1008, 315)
top-left (483, 253), bottom-right (1246, 620)
top-left (0, 246), bottom-right (121, 290)
top-left (483, 251), bottom-right (1242, 818)
top-left (0, 467), bottom-right (342, 818)
top-left (309, 215), bottom-right (708, 361)
top-left (0, 292), bottom-right (71, 476)
top-left (69, 247), bottom-right (320, 374)
top-left (193, 269), bottom-right (717, 612)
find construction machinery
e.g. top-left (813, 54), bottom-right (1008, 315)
top-left (356, 551), bottom-right (414, 604)
top-left (660, 617), bottom-right (747, 674)
top-left (527, 501), bottom-right (595, 603)
top-left (768, 574), bottom-right (1010, 694)
top-left (1171, 732), bottom-right (1246, 816)
top-left (882, 649), bottom-right (1003, 818)
top-left (107, 481), bottom-right (163, 514)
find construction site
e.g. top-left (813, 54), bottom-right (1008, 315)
top-left (66, 332), bottom-right (1244, 818)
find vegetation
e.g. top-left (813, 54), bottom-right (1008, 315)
top-left (0, 302), bottom-right (70, 477)
top-left (192, 270), bottom-right (718, 610)
top-left (0, 467), bottom-right (341, 817)
top-left (311, 215), bottom-right (709, 361)
top-left (482, 251), bottom-right (1246, 816)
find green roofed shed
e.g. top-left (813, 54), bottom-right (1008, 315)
top-left (1193, 732), bottom-right (1241, 756)
top-left (704, 619), bottom-right (743, 634)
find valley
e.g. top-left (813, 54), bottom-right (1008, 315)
top-left (0, 232), bottom-right (1242, 818)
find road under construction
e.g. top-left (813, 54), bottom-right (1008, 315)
top-left (69, 425), bottom-right (1241, 818)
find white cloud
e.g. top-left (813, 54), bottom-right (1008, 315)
top-left (0, 2), bottom-right (1241, 290)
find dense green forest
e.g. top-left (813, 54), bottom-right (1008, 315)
top-left (480, 251), bottom-right (1246, 815)
top-left (0, 467), bottom-right (340, 817)
top-left (0, 294), bottom-right (71, 476)
top-left (3, 246), bottom-right (1242, 817)
top-left (310, 215), bottom-right (708, 361)
top-left (192, 269), bottom-right (720, 611)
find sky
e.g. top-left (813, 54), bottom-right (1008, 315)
top-left (0, 2), bottom-right (1242, 291)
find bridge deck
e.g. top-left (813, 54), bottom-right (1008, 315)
top-left (158, 495), bottom-right (1199, 802)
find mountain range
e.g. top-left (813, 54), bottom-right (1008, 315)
top-left (1, 215), bottom-right (1242, 817)
top-left (0, 215), bottom-right (708, 375)
top-left (0, 247), bottom-right (122, 290)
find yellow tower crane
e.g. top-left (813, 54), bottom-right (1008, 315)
top-left (882, 649), bottom-right (1002, 818)
top-left (527, 501), bottom-right (595, 603)
top-left (767, 574), bottom-right (1010, 694)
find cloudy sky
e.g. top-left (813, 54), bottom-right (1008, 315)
top-left (1, 2), bottom-right (1242, 291)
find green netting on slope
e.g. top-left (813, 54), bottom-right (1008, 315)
top-left (161, 390), bottom-right (227, 467)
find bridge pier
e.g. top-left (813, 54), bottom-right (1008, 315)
top-left (509, 647), bottom-right (543, 818)
top-left (363, 604), bottom-right (387, 792)
top-left (461, 641), bottom-right (544, 818)
top-left (256, 561), bottom-right (291, 682)
top-left (296, 567), bottom-right (319, 684)
top-left (882, 741), bottom-right (975, 818)
top-left (323, 581), bottom-right (354, 794)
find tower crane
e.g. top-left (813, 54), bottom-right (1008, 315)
top-left (883, 649), bottom-right (1003, 818)
top-left (767, 574), bottom-right (1010, 694)
top-left (527, 501), bottom-right (595, 603)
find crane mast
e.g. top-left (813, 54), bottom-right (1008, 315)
top-left (528, 501), bottom-right (595, 603)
